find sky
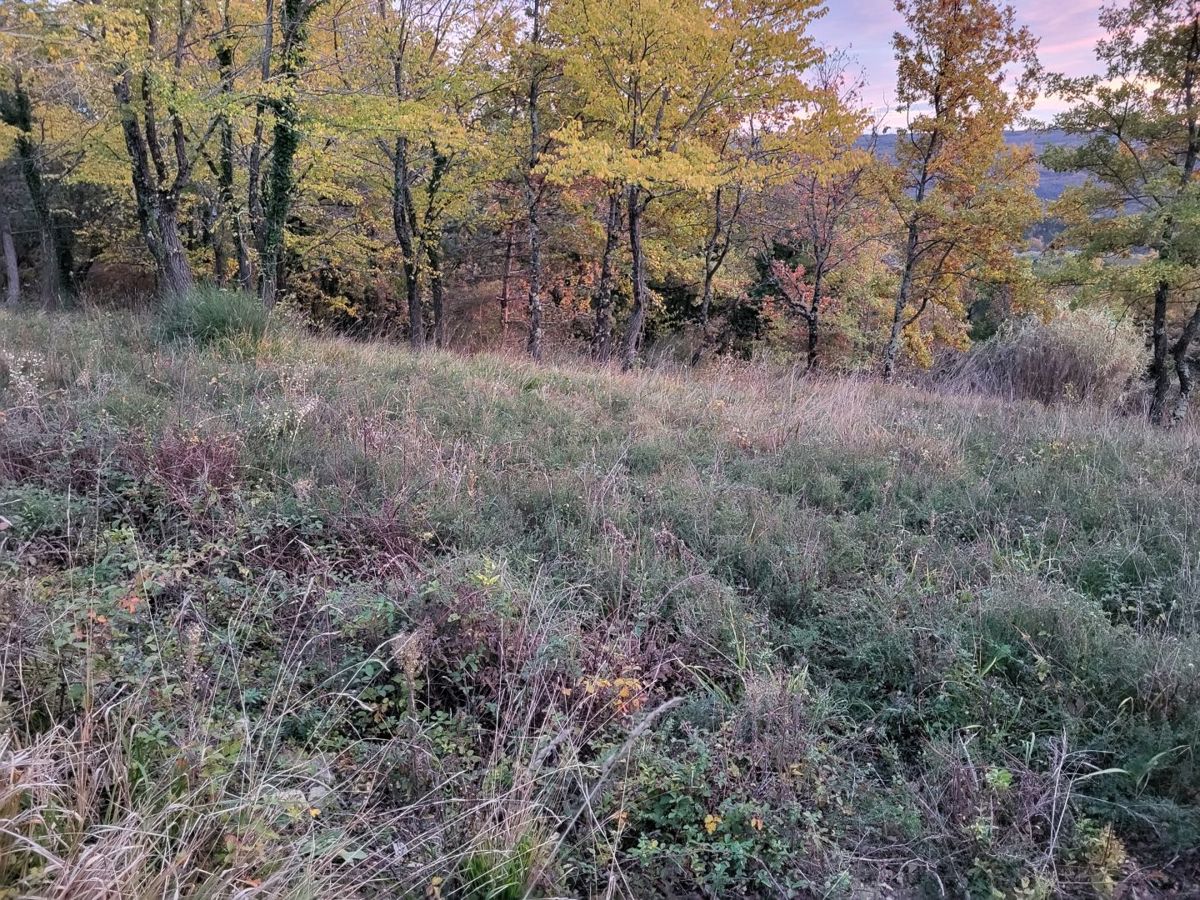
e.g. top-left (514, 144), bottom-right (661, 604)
top-left (809, 0), bottom-right (1109, 127)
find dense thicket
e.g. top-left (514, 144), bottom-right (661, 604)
top-left (0, 0), bottom-right (1039, 372)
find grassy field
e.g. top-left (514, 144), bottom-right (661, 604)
top-left (1, 306), bottom-right (1198, 898)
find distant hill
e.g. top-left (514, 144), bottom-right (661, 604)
top-left (866, 129), bottom-right (1089, 201)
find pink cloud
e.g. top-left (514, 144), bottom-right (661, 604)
top-left (1040, 34), bottom-right (1105, 57)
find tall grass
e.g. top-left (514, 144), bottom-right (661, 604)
top-left (156, 286), bottom-right (272, 348)
top-left (2, 308), bottom-right (1198, 897)
top-left (943, 308), bottom-right (1144, 406)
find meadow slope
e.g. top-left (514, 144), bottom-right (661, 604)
top-left (1, 309), bottom-right (1198, 898)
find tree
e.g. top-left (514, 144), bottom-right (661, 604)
top-left (697, 184), bottom-right (744, 333)
top-left (0, 179), bottom-right (18, 303)
top-left (881, 0), bottom-right (1040, 379)
top-left (259, 0), bottom-right (323, 307)
top-left (0, 0), bottom-right (78, 305)
top-left (771, 55), bottom-right (881, 370)
top-left (214, 0), bottom-right (253, 289)
top-left (360, 0), bottom-right (512, 347)
top-left (590, 190), bottom-right (622, 360)
top-left (524, 0), bottom-right (548, 359)
top-left (1046, 0), bottom-right (1200, 422)
top-left (93, 0), bottom-right (223, 299)
top-left (549, 0), bottom-right (822, 370)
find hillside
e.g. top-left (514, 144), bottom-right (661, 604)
top-left (2, 309), bottom-right (1198, 898)
top-left (869, 129), bottom-right (1089, 201)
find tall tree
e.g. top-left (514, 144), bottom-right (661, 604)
top-left (776, 58), bottom-right (881, 370)
top-left (369, 0), bottom-right (426, 346)
top-left (0, 186), bottom-right (17, 304)
top-left (1046, 0), bottom-right (1200, 422)
top-left (245, 0), bottom-right (275, 290)
top-left (881, 0), bottom-right (1040, 379)
top-left (550, 0), bottom-right (823, 370)
top-left (100, 0), bottom-right (224, 299)
top-left (591, 190), bottom-right (622, 360)
top-left (524, 0), bottom-right (547, 359)
top-left (214, 1), bottom-right (253, 290)
top-left (0, 65), bottom-right (75, 305)
top-left (363, 0), bottom-right (511, 347)
top-left (259, 0), bottom-right (322, 307)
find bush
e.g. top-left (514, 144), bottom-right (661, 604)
top-left (157, 286), bottom-right (270, 347)
top-left (944, 308), bottom-right (1143, 406)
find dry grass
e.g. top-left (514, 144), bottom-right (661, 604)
top-left (943, 308), bottom-right (1145, 408)
top-left (2, 307), bottom-right (1198, 898)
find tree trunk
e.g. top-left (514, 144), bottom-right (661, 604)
top-left (428, 236), bottom-right (446, 348)
top-left (404, 260), bottom-right (423, 347)
top-left (524, 0), bottom-right (544, 360)
top-left (1170, 300), bottom-right (1200, 422)
top-left (208, 199), bottom-right (228, 284)
top-left (806, 267), bottom-right (823, 373)
top-left (246, 0), bottom-right (275, 263)
top-left (421, 149), bottom-right (449, 347)
top-left (217, 34), bottom-right (252, 291)
top-left (1149, 279), bottom-right (1172, 423)
top-left (391, 138), bottom-right (424, 350)
top-left (158, 201), bottom-right (195, 297)
top-left (260, 255), bottom-right (280, 307)
top-left (1147, 23), bottom-right (1198, 422)
top-left (259, 96), bottom-right (298, 308)
top-left (114, 75), bottom-right (165, 280)
top-left (883, 275), bottom-right (911, 380)
top-left (499, 223), bottom-right (514, 335)
top-left (700, 269), bottom-right (715, 327)
top-left (592, 192), bottom-right (620, 361)
top-left (690, 185), bottom-right (742, 368)
top-left (884, 221), bottom-right (920, 380)
top-left (526, 192), bottom-right (543, 359)
top-left (689, 266), bottom-right (716, 368)
top-left (0, 202), bottom-right (18, 304)
top-left (259, 0), bottom-right (310, 308)
top-left (621, 185), bottom-right (647, 372)
top-left (30, 192), bottom-right (64, 307)
top-left (4, 79), bottom-right (71, 306)
top-left (698, 185), bottom-right (726, 329)
top-left (113, 72), bottom-right (195, 299)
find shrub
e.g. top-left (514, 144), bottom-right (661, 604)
top-left (944, 308), bottom-right (1143, 406)
top-left (157, 286), bottom-right (270, 347)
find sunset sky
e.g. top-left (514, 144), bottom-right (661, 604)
top-left (810, 0), bottom-right (1108, 127)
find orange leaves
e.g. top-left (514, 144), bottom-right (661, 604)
top-left (118, 592), bottom-right (143, 615)
top-left (580, 673), bottom-right (647, 715)
top-left (118, 571), bottom-right (147, 616)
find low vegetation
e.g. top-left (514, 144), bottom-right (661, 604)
top-left (945, 309), bottom-right (1145, 408)
top-left (2, 306), bottom-right (1197, 897)
top-left (156, 286), bottom-right (273, 349)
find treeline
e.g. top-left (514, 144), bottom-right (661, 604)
top-left (0, 0), bottom-right (1198, 417)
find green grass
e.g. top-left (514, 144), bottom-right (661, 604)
top-left (1, 308), bottom-right (1197, 898)
top-left (156, 285), bottom-right (273, 348)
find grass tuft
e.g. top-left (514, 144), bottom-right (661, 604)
top-left (156, 285), bottom-right (272, 348)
